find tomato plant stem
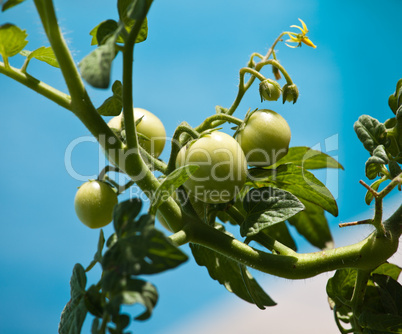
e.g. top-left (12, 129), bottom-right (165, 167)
top-left (0, 61), bottom-right (72, 110)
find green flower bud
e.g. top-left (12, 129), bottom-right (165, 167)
top-left (282, 83), bottom-right (299, 104)
top-left (259, 79), bottom-right (281, 102)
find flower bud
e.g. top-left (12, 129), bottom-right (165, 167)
top-left (272, 66), bottom-right (282, 80)
top-left (259, 79), bottom-right (281, 102)
top-left (282, 83), bottom-right (299, 104)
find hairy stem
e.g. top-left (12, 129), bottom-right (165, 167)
top-left (0, 62), bottom-right (72, 110)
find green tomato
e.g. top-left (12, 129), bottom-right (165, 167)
top-left (176, 131), bottom-right (247, 204)
top-left (74, 180), bottom-right (118, 229)
top-left (236, 109), bottom-right (291, 167)
top-left (107, 108), bottom-right (166, 158)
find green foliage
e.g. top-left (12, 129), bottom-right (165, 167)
top-left (248, 163), bottom-right (339, 216)
top-left (327, 264), bottom-right (402, 333)
top-left (149, 164), bottom-right (199, 215)
top-left (20, 46), bottom-right (59, 68)
top-left (1, 0), bottom-right (25, 12)
top-left (271, 146), bottom-right (344, 170)
top-left (287, 199), bottom-right (333, 250)
top-left (97, 80), bottom-right (123, 116)
top-left (59, 199), bottom-right (188, 333)
top-left (365, 145), bottom-right (389, 180)
top-left (241, 186), bottom-right (304, 237)
top-left (354, 115), bottom-right (388, 154)
top-left (59, 264), bottom-right (88, 334)
top-left (190, 224), bottom-right (276, 309)
top-left (0, 23), bottom-right (28, 60)
top-left (79, 38), bottom-right (116, 89)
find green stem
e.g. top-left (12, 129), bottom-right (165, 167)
top-left (0, 61), bottom-right (72, 110)
top-left (33, 0), bottom-right (125, 159)
top-left (239, 67), bottom-right (267, 82)
top-left (174, 219), bottom-right (399, 279)
top-left (166, 123), bottom-right (200, 174)
top-left (259, 59), bottom-right (293, 84)
top-left (195, 114), bottom-right (243, 132)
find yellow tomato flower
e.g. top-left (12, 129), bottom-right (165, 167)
top-left (285, 18), bottom-right (317, 48)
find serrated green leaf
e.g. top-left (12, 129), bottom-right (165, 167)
top-left (272, 146), bottom-right (344, 170)
top-left (118, 0), bottom-right (149, 43)
top-left (372, 263), bottom-right (402, 281)
top-left (114, 278), bottom-right (158, 321)
top-left (84, 285), bottom-right (104, 318)
top-left (103, 211), bottom-right (188, 276)
top-left (248, 163), bottom-right (339, 216)
top-left (79, 38), bottom-right (115, 89)
top-left (190, 226), bottom-right (276, 308)
top-left (113, 198), bottom-right (142, 237)
top-left (59, 264), bottom-right (88, 334)
top-left (288, 199), bottom-right (333, 250)
top-left (97, 80), bottom-right (123, 116)
top-left (365, 177), bottom-right (387, 205)
top-left (86, 229), bottom-right (106, 272)
top-left (149, 164), bottom-right (199, 215)
top-left (389, 160), bottom-right (402, 178)
top-left (20, 46), bottom-right (59, 68)
top-left (2, 0), bottom-right (25, 12)
top-left (0, 23), bottom-right (28, 59)
top-left (90, 20), bottom-right (126, 46)
top-left (326, 268), bottom-right (357, 304)
top-left (389, 79), bottom-right (402, 114)
top-left (365, 145), bottom-right (389, 180)
top-left (359, 311), bottom-right (402, 332)
top-left (241, 187), bottom-right (304, 237)
top-left (354, 115), bottom-right (387, 154)
top-left (372, 273), bottom-right (402, 315)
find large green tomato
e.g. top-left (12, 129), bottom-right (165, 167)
top-left (176, 131), bottom-right (247, 204)
top-left (108, 108), bottom-right (166, 158)
top-left (74, 180), bottom-right (118, 229)
top-left (236, 109), bottom-right (291, 167)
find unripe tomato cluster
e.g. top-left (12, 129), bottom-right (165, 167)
top-left (74, 107), bottom-right (291, 229)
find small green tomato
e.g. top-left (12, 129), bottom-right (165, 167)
top-left (236, 109), bottom-right (291, 167)
top-left (176, 131), bottom-right (247, 204)
top-left (74, 180), bottom-right (118, 229)
top-left (107, 108), bottom-right (166, 158)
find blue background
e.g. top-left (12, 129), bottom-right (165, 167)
top-left (0, 0), bottom-right (401, 333)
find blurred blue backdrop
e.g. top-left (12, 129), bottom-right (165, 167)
top-left (0, 0), bottom-right (401, 333)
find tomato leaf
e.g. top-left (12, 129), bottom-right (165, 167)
top-left (79, 37), bottom-right (116, 89)
top-left (1, 0), bottom-right (25, 12)
top-left (272, 146), bottom-right (344, 170)
top-left (287, 199), bottom-right (333, 250)
top-left (372, 263), bottom-right (402, 281)
top-left (326, 268), bottom-right (357, 305)
top-left (149, 164), bottom-right (199, 215)
top-left (97, 80), bottom-right (123, 116)
top-left (190, 225), bottom-right (276, 309)
top-left (112, 198), bottom-right (142, 237)
top-left (388, 78), bottom-right (402, 115)
top-left (359, 311), bottom-right (402, 332)
top-left (104, 202), bottom-right (188, 275)
top-left (365, 145), bottom-right (389, 180)
top-left (248, 163), bottom-right (339, 216)
top-left (20, 46), bottom-right (59, 68)
top-left (118, 0), bottom-right (149, 43)
top-left (108, 278), bottom-right (158, 321)
top-left (241, 187), bottom-right (304, 237)
top-left (365, 177), bottom-right (386, 205)
top-left (85, 229), bottom-right (106, 272)
top-left (0, 23), bottom-right (28, 59)
top-left (354, 115), bottom-right (388, 154)
top-left (58, 264), bottom-right (88, 334)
